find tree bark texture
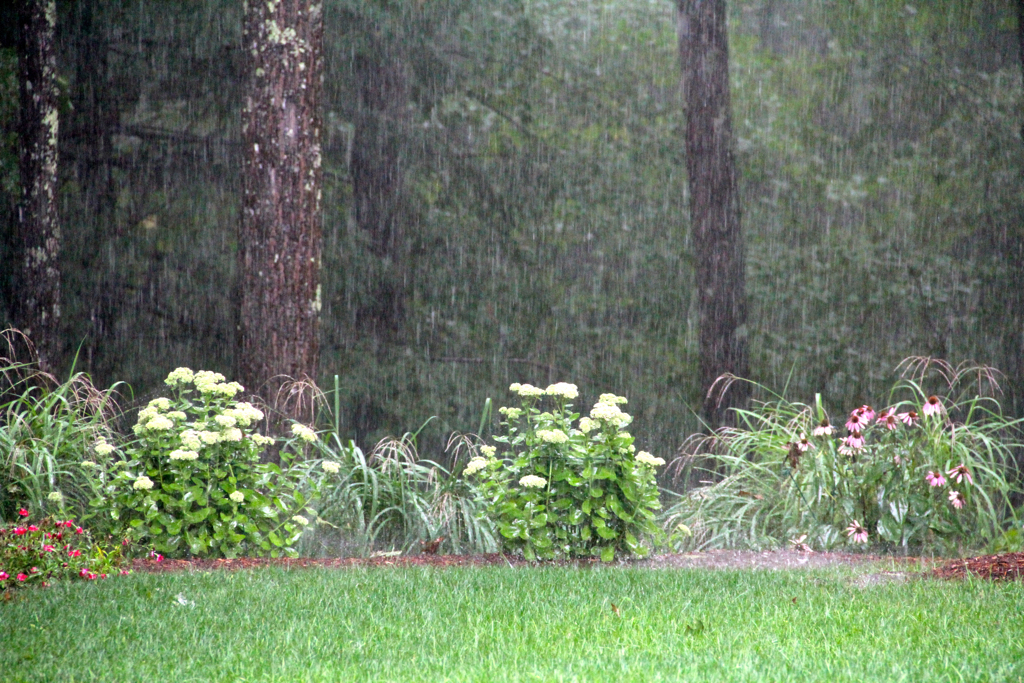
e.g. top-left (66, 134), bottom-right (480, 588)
top-left (14, 0), bottom-right (61, 371)
top-left (352, 51), bottom-right (409, 344)
top-left (677, 0), bottom-right (750, 427)
top-left (239, 0), bottom-right (324, 413)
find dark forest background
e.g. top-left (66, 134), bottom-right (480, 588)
top-left (2, 0), bottom-right (1022, 462)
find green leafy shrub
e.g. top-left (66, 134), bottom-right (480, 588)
top-left (0, 508), bottom-right (128, 590)
top-left (664, 360), bottom-right (1022, 554)
top-left (84, 368), bottom-right (322, 559)
top-left (467, 383), bottom-right (664, 562)
top-left (0, 360), bottom-right (122, 526)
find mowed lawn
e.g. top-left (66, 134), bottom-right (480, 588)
top-left (1, 564), bottom-right (1022, 682)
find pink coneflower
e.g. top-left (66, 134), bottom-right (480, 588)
top-left (926, 470), bottom-right (947, 487)
top-left (947, 463), bottom-right (973, 485)
top-left (922, 395), bottom-right (943, 417)
top-left (898, 410), bottom-right (919, 426)
top-left (838, 444), bottom-right (854, 457)
top-left (812, 420), bottom-right (834, 437)
top-left (948, 490), bottom-right (965, 509)
top-left (876, 408), bottom-right (898, 430)
top-left (796, 434), bottom-right (813, 452)
top-left (845, 520), bottom-right (869, 544)
top-left (855, 405), bottom-right (876, 424)
top-left (843, 433), bottom-right (865, 450)
top-left (845, 413), bottom-right (865, 433)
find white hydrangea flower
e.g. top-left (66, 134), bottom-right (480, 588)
top-left (48, 491), bottom-right (63, 503)
top-left (215, 414), bottom-right (237, 428)
top-left (94, 440), bottom-right (115, 456)
top-left (515, 384), bottom-right (545, 398)
top-left (519, 475), bottom-right (547, 488)
top-left (165, 367), bottom-right (195, 386)
top-left (133, 476), bottom-right (154, 490)
top-left (229, 491), bottom-right (245, 503)
top-left (598, 393), bottom-right (628, 406)
top-left (235, 402), bottom-right (264, 423)
top-left (479, 445), bottom-right (497, 458)
top-left (578, 417), bottom-right (596, 434)
top-left (590, 402), bottom-right (632, 427)
top-left (214, 382), bottom-right (244, 398)
top-left (291, 424), bottom-right (317, 443)
top-left (137, 407), bottom-right (159, 423)
top-left (146, 416), bottom-right (174, 431)
top-left (635, 451), bottom-right (666, 467)
top-left (498, 406), bottom-right (523, 420)
top-left (321, 461), bottom-right (340, 474)
top-left (292, 515), bottom-right (309, 526)
top-left (545, 382), bottom-right (579, 400)
top-left (464, 457), bottom-right (489, 476)
top-left (167, 411), bottom-right (187, 422)
top-left (537, 429), bottom-right (569, 444)
top-left (180, 430), bottom-right (203, 450)
top-left (169, 449), bottom-right (199, 461)
top-left (148, 397), bottom-right (172, 412)
top-left (193, 370), bottom-right (226, 388)
top-left (199, 430), bottom-right (221, 445)
top-left (509, 383), bottom-right (522, 392)
top-left (222, 428), bottom-right (243, 442)
top-left (252, 434), bottom-right (275, 447)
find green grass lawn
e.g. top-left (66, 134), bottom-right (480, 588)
top-left (1, 565), bottom-right (1022, 682)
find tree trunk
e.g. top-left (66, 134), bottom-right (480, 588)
top-left (239, 0), bottom-right (324, 421)
top-left (676, 0), bottom-right (750, 428)
top-left (14, 0), bottom-right (61, 372)
top-left (352, 52), bottom-right (409, 346)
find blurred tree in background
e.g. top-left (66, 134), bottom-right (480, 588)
top-left (0, 0), bottom-right (1021, 466)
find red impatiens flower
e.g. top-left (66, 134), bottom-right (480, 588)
top-left (14, 527), bottom-right (26, 536)
top-left (120, 570), bottom-right (131, 576)
top-left (922, 395), bottom-right (944, 417)
top-left (149, 550), bottom-right (164, 562)
top-left (17, 573), bottom-right (27, 581)
top-left (42, 545), bottom-right (56, 552)
top-left (68, 549), bottom-right (81, 558)
top-left (75, 527), bottom-right (84, 535)
top-left (27, 525), bottom-right (38, 532)
top-left (947, 463), bottom-right (973, 485)
top-left (18, 508), bottom-right (29, 517)
top-left (926, 470), bottom-right (947, 487)
top-left (0, 571), bottom-right (8, 580)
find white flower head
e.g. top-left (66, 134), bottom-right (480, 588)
top-left (479, 445), bottom-right (497, 458)
top-left (80, 460), bottom-right (98, 468)
top-left (180, 430), bottom-right (203, 450)
top-left (537, 429), bottom-right (569, 444)
top-left (546, 382), bottom-right (579, 400)
top-left (229, 491), bottom-right (245, 503)
top-left (94, 440), bottom-right (115, 456)
top-left (292, 515), bottom-right (309, 526)
top-left (146, 416), bottom-right (174, 431)
top-left (519, 474), bottom-right (547, 488)
top-left (509, 383), bottom-right (522, 393)
top-left (578, 417), bottom-right (596, 434)
top-left (215, 414), bottom-right (237, 429)
top-left (291, 424), bottom-right (317, 443)
top-left (498, 407), bottom-right (523, 420)
top-left (167, 411), bottom-right (187, 422)
top-left (169, 449), bottom-right (199, 461)
top-left (133, 476), bottom-right (154, 491)
top-left (598, 393), bottom-right (628, 406)
top-left (635, 451), bottom-right (665, 467)
top-left (165, 367), bottom-right (195, 386)
top-left (514, 383), bottom-right (545, 398)
top-left (200, 430), bottom-right (221, 445)
top-left (148, 397), bottom-right (172, 412)
top-left (222, 427), bottom-right (243, 443)
top-left (252, 434), bottom-right (275, 447)
top-left (321, 460), bottom-right (341, 474)
top-left (464, 457), bottom-right (489, 476)
top-left (590, 402), bottom-right (632, 427)
top-left (48, 491), bottom-right (63, 503)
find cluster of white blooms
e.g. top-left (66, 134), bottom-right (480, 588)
top-left (479, 445), bottom-right (496, 458)
top-left (167, 411), bottom-right (187, 422)
top-left (498, 406), bottom-right (523, 420)
top-left (229, 491), bottom-right (245, 503)
top-left (149, 397), bottom-right (172, 411)
top-left (194, 371), bottom-right (244, 398)
top-left (519, 475), bottom-right (548, 488)
top-left (169, 449), bottom-right (200, 461)
top-left (180, 429), bottom-right (203, 450)
top-left (537, 429), bottom-right (569, 444)
top-left (133, 476), bottom-right (154, 490)
top-left (80, 460), bottom-right (98, 468)
top-left (545, 382), bottom-right (579, 400)
top-left (635, 451), bottom-right (665, 467)
top-left (291, 423), bottom-right (318, 443)
top-left (221, 427), bottom-right (243, 442)
top-left (223, 402), bottom-right (264, 427)
top-left (321, 460), bottom-right (340, 474)
top-left (165, 367), bottom-right (195, 386)
top-left (94, 437), bottom-right (116, 456)
top-left (215, 414), bottom-right (237, 428)
top-left (464, 457), bottom-right (489, 476)
top-left (589, 401), bottom-right (632, 427)
top-left (598, 393), bottom-right (628, 406)
top-left (48, 491), bottom-right (63, 503)
top-left (577, 417), bottom-right (596, 434)
top-left (292, 515), bottom-right (309, 526)
top-left (199, 430), bottom-right (221, 445)
top-left (146, 415), bottom-right (174, 431)
top-left (509, 382), bottom-right (546, 398)
top-left (252, 434), bottom-right (275, 447)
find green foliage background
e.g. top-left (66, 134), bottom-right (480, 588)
top-left (0, 0), bottom-right (1021, 462)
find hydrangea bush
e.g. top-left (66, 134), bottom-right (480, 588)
top-left (664, 361), bottom-right (1022, 554)
top-left (466, 383), bottom-right (663, 561)
top-left (0, 508), bottom-right (127, 591)
top-left (83, 369), bottom-right (322, 559)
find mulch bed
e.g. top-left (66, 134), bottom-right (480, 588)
top-left (930, 552), bottom-right (1024, 581)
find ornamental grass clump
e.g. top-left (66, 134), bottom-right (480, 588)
top-left (663, 359), bottom-right (1023, 554)
top-left (466, 383), bottom-right (663, 561)
top-left (83, 368), bottom-right (322, 559)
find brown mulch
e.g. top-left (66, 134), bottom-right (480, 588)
top-left (930, 552), bottom-right (1024, 581)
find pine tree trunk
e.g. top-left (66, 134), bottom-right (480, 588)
top-left (239, 0), bottom-right (324, 420)
top-left (677, 0), bottom-right (750, 427)
top-left (14, 0), bottom-right (61, 372)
